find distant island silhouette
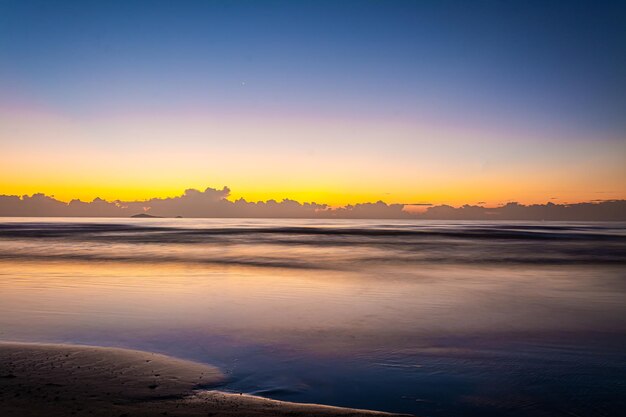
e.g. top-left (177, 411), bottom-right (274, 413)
top-left (131, 213), bottom-right (163, 218)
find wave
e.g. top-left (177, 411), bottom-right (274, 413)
top-left (0, 222), bottom-right (624, 240)
top-left (0, 221), bottom-right (624, 268)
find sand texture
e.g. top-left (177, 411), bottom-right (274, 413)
top-left (0, 342), bottom-right (410, 417)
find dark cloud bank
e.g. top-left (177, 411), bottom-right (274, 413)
top-left (0, 187), bottom-right (625, 221)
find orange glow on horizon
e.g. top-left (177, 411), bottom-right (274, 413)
top-left (1, 106), bottom-right (625, 208)
top-left (1, 179), bottom-right (624, 208)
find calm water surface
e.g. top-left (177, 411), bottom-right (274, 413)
top-left (0, 218), bottom-right (625, 416)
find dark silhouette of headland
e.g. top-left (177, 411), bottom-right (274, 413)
top-left (131, 213), bottom-right (163, 218)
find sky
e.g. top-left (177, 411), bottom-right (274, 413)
top-left (1, 0), bottom-right (625, 207)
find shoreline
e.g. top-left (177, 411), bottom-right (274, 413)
top-left (0, 341), bottom-right (411, 417)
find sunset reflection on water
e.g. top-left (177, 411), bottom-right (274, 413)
top-left (0, 218), bottom-right (624, 416)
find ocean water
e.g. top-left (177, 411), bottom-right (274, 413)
top-left (0, 218), bottom-right (624, 416)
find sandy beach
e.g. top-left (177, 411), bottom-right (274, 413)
top-left (0, 341), bottom-right (410, 417)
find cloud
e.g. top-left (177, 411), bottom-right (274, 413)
top-left (324, 201), bottom-right (412, 219)
top-left (0, 187), bottom-right (625, 220)
top-left (419, 201), bottom-right (626, 221)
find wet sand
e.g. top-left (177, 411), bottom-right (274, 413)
top-left (0, 342), bottom-right (410, 417)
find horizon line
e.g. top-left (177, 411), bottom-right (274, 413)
top-left (1, 186), bottom-right (625, 221)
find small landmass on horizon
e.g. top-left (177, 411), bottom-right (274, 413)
top-left (131, 213), bottom-right (163, 218)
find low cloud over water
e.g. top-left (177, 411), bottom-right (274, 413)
top-left (1, 186), bottom-right (625, 220)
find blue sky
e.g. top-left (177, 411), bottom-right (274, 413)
top-left (1, 0), bottom-right (624, 205)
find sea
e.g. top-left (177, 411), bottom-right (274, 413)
top-left (0, 218), bottom-right (624, 416)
